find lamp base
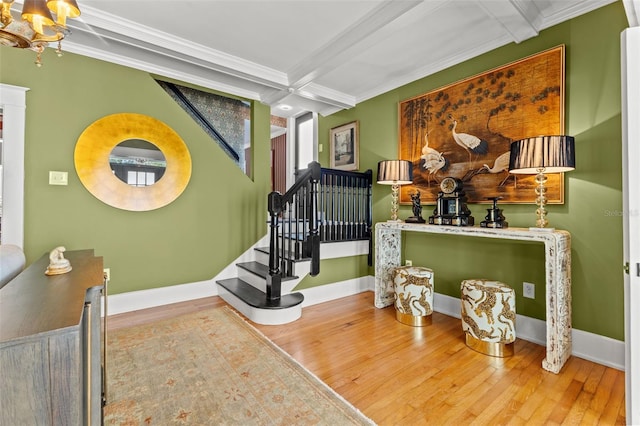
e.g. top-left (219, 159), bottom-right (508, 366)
top-left (389, 183), bottom-right (400, 221)
top-left (529, 227), bottom-right (555, 232)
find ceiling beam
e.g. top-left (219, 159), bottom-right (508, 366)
top-left (285, 0), bottom-right (423, 90)
top-left (476, 0), bottom-right (541, 43)
top-left (623, 0), bottom-right (640, 26)
top-left (70, 4), bottom-right (290, 89)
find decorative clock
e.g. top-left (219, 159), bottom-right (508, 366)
top-left (428, 177), bottom-right (474, 226)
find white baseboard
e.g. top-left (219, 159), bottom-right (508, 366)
top-left (106, 235), bottom-right (272, 315)
top-left (433, 292), bottom-right (625, 371)
top-left (571, 329), bottom-right (625, 371)
top-left (107, 279), bottom-right (218, 315)
top-left (106, 274), bottom-right (624, 371)
top-left (107, 235), bottom-right (367, 315)
top-left (107, 275), bottom-right (375, 316)
top-left (299, 275), bottom-right (375, 307)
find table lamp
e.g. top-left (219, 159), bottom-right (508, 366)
top-left (508, 135), bottom-right (575, 230)
top-left (377, 160), bottom-right (413, 222)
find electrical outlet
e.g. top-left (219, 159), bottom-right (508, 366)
top-left (103, 268), bottom-right (110, 282)
top-left (523, 281), bottom-right (535, 299)
top-left (405, 260), bottom-right (412, 266)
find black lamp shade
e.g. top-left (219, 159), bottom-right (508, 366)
top-left (509, 135), bottom-right (576, 174)
top-left (377, 160), bottom-right (413, 184)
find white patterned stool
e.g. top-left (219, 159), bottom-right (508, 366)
top-left (392, 266), bottom-right (434, 326)
top-left (461, 279), bottom-right (516, 357)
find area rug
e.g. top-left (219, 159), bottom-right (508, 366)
top-left (103, 306), bottom-right (375, 425)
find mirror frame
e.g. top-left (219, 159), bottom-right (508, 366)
top-left (75, 113), bottom-right (192, 211)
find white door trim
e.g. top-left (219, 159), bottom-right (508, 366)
top-left (0, 84), bottom-right (28, 249)
top-left (621, 26), bottom-right (639, 424)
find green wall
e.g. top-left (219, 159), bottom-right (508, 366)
top-left (0, 47), bottom-right (271, 295)
top-left (0, 1), bottom-right (627, 341)
top-left (317, 2), bottom-right (627, 340)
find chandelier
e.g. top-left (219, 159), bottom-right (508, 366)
top-left (0, 0), bottom-right (81, 66)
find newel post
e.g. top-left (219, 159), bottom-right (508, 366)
top-left (308, 162), bottom-right (321, 276)
top-left (267, 191), bottom-right (283, 300)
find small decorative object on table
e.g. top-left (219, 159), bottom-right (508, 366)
top-left (480, 197), bottom-right (508, 228)
top-left (428, 177), bottom-right (474, 226)
top-left (405, 190), bottom-right (426, 223)
top-left (45, 246), bottom-right (72, 275)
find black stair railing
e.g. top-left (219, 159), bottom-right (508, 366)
top-left (267, 162), bottom-right (321, 301)
top-left (319, 167), bottom-right (373, 265)
top-left (267, 162), bottom-right (373, 301)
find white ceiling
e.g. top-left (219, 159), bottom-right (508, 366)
top-left (31, 0), bottom-right (640, 118)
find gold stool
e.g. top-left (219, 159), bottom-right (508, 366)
top-left (461, 279), bottom-right (516, 357)
top-left (392, 266), bottom-right (434, 326)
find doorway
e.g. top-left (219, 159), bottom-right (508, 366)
top-left (0, 84), bottom-right (27, 248)
top-left (621, 26), bottom-right (639, 424)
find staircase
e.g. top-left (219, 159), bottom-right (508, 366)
top-left (216, 162), bottom-right (372, 325)
top-left (216, 246), bottom-right (310, 325)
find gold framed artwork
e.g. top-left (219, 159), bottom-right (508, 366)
top-left (75, 113), bottom-right (192, 211)
top-left (330, 121), bottom-right (359, 171)
top-left (399, 45), bottom-right (565, 204)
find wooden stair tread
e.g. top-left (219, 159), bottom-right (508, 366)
top-left (216, 278), bottom-right (304, 309)
top-left (237, 261), bottom-right (298, 280)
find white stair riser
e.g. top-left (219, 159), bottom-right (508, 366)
top-left (255, 252), bottom-right (305, 276)
top-left (235, 263), bottom-right (309, 295)
top-left (254, 250), bottom-right (269, 265)
top-left (219, 240), bottom-right (369, 325)
top-left (237, 268), bottom-right (267, 292)
top-left (217, 285), bottom-right (302, 325)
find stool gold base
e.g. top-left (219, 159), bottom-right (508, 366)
top-left (465, 334), bottom-right (514, 357)
top-left (396, 310), bottom-right (432, 327)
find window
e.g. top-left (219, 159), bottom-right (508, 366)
top-left (127, 171), bottom-right (155, 187)
top-left (295, 112), bottom-right (317, 174)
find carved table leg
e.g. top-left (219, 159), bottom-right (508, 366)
top-left (375, 226), bottom-right (402, 308)
top-left (542, 233), bottom-right (572, 373)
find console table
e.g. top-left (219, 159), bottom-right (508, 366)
top-left (0, 249), bottom-right (104, 425)
top-left (375, 222), bottom-right (572, 374)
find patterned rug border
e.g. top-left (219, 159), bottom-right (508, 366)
top-left (104, 305), bottom-right (376, 425)
top-left (221, 306), bottom-right (375, 424)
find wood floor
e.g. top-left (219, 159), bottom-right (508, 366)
top-left (107, 292), bottom-right (626, 425)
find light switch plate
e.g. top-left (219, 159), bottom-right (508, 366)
top-left (49, 171), bottom-right (68, 186)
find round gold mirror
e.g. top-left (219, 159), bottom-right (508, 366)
top-left (75, 113), bottom-right (191, 211)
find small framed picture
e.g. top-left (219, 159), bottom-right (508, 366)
top-left (330, 121), bottom-right (359, 171)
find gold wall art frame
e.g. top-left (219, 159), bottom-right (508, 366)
top-left (75, 113), bottom-right (192, 211)
top-left (399, 45), bottom-right (565, 204)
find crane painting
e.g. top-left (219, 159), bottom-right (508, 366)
top-left (450, 116), bottom-right (489, 163)
top-left (420, 130), bottom-right (450, 185)
top-left (398, 46), bottom-right (566, 205)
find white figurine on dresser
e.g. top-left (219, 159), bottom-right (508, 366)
top-left (45, 246), bottom-right (72, 275)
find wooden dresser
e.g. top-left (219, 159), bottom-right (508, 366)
top-left (0, 249), bottom-right (104, 425)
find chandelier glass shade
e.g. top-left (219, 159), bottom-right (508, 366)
top-left (0, 0), bottom-right (81, 65)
